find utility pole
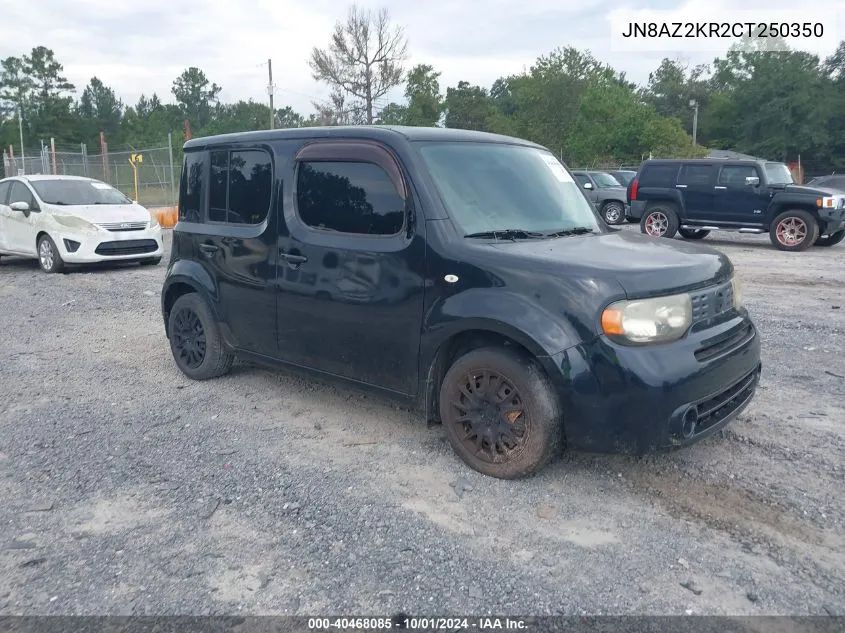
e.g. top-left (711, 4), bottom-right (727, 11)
top-left (689, 99), bottom-right (699, 146)
top-left (17, 106), bottom-right (25, 175)
top-left (267, 58), bottom-right (275, 129)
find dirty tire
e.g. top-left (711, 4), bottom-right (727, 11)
top-left (601, 201), bottom-right (625, 225)
top-left (678, 228), bottom-right (710, 240)
top-left (814, 229), bottom-right (845, 247)
top-left (769, 210), bottom-right (818, 252)
top-left (640, 205), bottom-right (679, 238)
top-left (439, 346), bottom-right (563, 480)
top-left (168, 292), bottom-right (233, 380)
top-left (37, 235), bottom-right (64, 273)
top-left (140, 257), bottom-right (162, 266)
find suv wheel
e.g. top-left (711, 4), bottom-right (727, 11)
top-left (601, 201), bottom-right (625, 225)
top-left (814, 229), bottom-right (845, 247)
top-left (678, 228), bottom-right (710, 240)
top-left (37, 235), bottom-right (65, 273)
top-left (770, 210), bottom-right (819, 252)
top-left (640, 206), bottom-right (679, 238)
top-left (168, 293), bottom-right (234, 380)
top-left (439, 346), bottom-right (563, 479)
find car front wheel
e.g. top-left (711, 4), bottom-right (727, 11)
top-left (168, 293), bottom-right (234, 380)
top-left (601, 201), bottom-right (625, 225)
top-left (439, 346), bottom-right (563, 479)
top-left (770, 210), bottom-right (818, 252)
top-left (678, 228), bottom-right (710, 240)
top-left (814, 229), bottom-right (845, 247)
top-left (37, 235), bottom-right (65, 273)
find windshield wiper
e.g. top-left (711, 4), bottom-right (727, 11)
top-left (541, 227), bottom-right (595, 237)
top-left (464, 229), bottom-right (548, 240)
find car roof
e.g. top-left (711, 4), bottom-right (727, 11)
top-left (183, 125), bottom-right (547, 151)
top-left (1, 174), bottom-right (100, 183)
top-left (641, 158), bottom-right (766, 166)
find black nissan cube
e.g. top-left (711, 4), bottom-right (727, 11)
top-left (161, 126), bottom-right (761, 479)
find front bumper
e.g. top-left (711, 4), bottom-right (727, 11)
top-left (818, 206), bottom-right (845, 234)
top-left (544, 310), bottom-right (761, 454)
top-left (55, 225), bottom-right (163, 263)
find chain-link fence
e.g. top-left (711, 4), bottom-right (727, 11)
top-left (3, 140), bottom-right (179, 208)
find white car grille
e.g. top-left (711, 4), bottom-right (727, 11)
top-left (96, 221), bottom-right (148, 232)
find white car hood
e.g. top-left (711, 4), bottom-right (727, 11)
top-left (49, 203), bottom-right (151, 224)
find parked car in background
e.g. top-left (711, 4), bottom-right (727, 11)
top-left (806, 174), bottom-right (845, 191)
top-left (0, 175), bottom-right (163, 272)
top-left (162, 126), bottom-right (760, 480)
top-left (571, 170), bottom-right (629, 224)
top-left (608, 169), bottom-right (637, 187)
top-left (627, 159), bottom-right (845, 251)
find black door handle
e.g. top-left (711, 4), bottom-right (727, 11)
top-left (200, 243), bottom-right (219, 257)
top-left (280, 252), bottom-right (307, 264)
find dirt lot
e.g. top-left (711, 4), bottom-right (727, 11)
top-left (0, 227), bottom-right (843, 617)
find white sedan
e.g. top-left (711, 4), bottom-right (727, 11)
top-left (0, 174), bottom-right (163, 273)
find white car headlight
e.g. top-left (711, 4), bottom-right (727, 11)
top-left (601, 293), bottom-right (692, 344)
top-left (53, 214), bottom-right (98, 232)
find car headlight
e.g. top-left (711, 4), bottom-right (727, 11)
top-left (601, 293), bottom-right (692, 344)
top-left (731, 275), bottom-right (743, 308)
top-left (149, 211), bottom-right (160, 228)
top-left (817, 196), bottom-right (838, 209)
top-left (53, 214), bottom-right (98, 231)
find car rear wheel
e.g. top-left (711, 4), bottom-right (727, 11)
top-left (439, 346), bottom-right (563, 479)
top-left (678, 228), bottom-right (710, 240)
top-left (814, 229), bottom-right (845, 247)
top-left (601, 201), bottom-right (625, 225)
top-left (640, 205), bottom-right (679, 239)
top-left (770, 210), bottom-right (818, 252)
top-left (37, 235), bottom-right (65, 273)
top-left (168, 293), bottom-right (234, 380)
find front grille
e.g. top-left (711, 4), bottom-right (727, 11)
top-left (694, 322), bottom-right (754, 362)
top-left (690, 280), bottom-right (734, 324)
top-left (95, 239), bottom-right (158, 256)
top-left (693, 367), bottom-right (760, 433)
top-left (96, 221), bottom-right (148, 232)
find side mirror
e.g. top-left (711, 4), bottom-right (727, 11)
top-left (583, 182), bottom-right (593, 190)
top-left (10, 201), bottom-right (30, 212)
top-left (745, 176), bottom-right (760, 186)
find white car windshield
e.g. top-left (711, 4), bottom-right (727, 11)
top-left (417, 142), bottom-right (600, 236)
top-left (30, 179), bottom-right (132, 206)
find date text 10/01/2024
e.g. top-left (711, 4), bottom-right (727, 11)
top-left (307, 617), bottom-right (528, 630)
top-left (620, 21), bottom-right (824, 38)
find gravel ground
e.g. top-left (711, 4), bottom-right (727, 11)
top-left (0, 227), bottom-right (843, 617)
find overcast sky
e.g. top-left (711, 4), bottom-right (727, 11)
top-left (3, 0), bottom-right (842, 117)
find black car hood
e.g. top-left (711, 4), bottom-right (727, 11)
top-left (782, 184), bottom-right (843, 197)
top-left (486, 230), bottom-right (733, 298)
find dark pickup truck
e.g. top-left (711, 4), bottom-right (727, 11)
top-left (162, 126), bottom-right (761, 479)
top-left (627, 158), bottom-right (845, 250)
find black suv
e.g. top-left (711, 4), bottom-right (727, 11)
top-left (161, 126), bottom-right (761, 479)
top-left (628, 159), bottom-right (845, 250)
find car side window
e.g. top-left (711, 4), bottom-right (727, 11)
top-left (678, 165), bottom-right (714, 186)
top-left (208, 149), bottom-right (272, 225)
top-left (9, 181), bottom-right (36, 207)
top-left (718, 165), bottom-right (759, 187)
top-left (574, 173), bottom-right (591, 188)
top-left (0, 181), bottom-right (10, 205)
top-left (179, 152), bottom-right (205, 222)
top-left (295, 161), bottom-right (405, 236)
top-left (639, 165), bottom-right (679, 187)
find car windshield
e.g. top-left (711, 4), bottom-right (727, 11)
top-left (591, 172), bottom-right (622, 187)
top-left (416, 142), bottom-right (600, 236)
top-left (765, 163), bottom-right (794, 185)
top-left (30, 179), bottom-right (132, 205)
top-left (612, 171), bottom-right (635, 185)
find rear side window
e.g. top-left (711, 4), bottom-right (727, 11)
top-left (179, 152), bottom-right (205, 222)
top-left (678, 165), bottom-right (714, 186)
top-left (0, 181), bottom-right (10, 204)
top-left (718, 165), bottom-right (759, 187)
top-left (296, 161), bottom-right (405, 235)
top-left (208, 149), bottom-right (273, 225)
top-left (639, 164), bottom-right (679, 187)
